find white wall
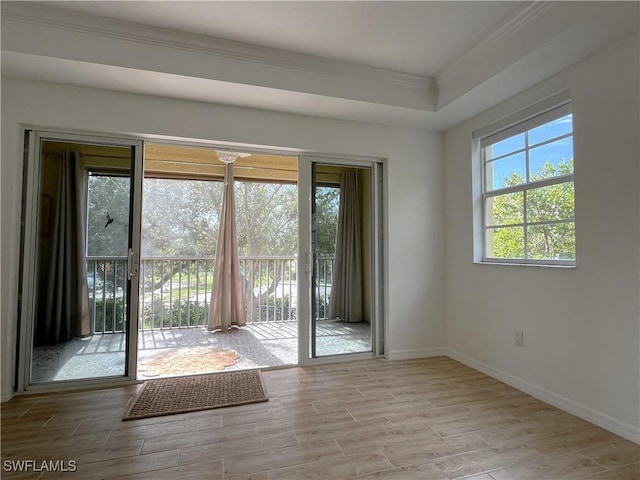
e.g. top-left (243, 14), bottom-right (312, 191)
top-left (444, 33), bottom-right (640, 442)
top-left (0, 79), bottom-right (444, 400)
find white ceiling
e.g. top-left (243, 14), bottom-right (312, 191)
top-left (2, 1), bottom-right (638, 130)
top-left (48, 1), bottom-right (525, 77)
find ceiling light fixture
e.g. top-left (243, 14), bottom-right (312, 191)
top-left (216, 150), bottom-right (250, 164)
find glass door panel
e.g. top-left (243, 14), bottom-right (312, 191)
top-left (24, 136), bottom-right (140, 386)
top-left (311, 163), bottom-right (374, 357)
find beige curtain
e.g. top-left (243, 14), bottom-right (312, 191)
top-left (328, 171), bottom-right (362, 322)
top-left (208, 163), bottom-right (246, 330)
top-left (36, 151), bottom-right (91, 344)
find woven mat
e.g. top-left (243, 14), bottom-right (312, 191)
top-left (123, 370), bottom-right (268, 420)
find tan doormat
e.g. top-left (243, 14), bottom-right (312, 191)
top-left (123, 370), bottom-right (268, 420)
top-left (138, 346), bottom-right (240, 378)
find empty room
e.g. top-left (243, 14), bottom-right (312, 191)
top-left (1, 1), bottom-right (638, 479)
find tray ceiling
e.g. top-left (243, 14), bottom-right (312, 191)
top-left (2, 1), bottom-right (638, 130)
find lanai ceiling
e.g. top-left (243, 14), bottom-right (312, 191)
top-left (2, 1), bottom-right (638, 129)
top-left (42, 141), bottom-right (300, 182)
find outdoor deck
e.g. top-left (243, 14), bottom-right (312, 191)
top-left (31, 255), bottom-right (371, 384)
top-left (31, 320), bottom-right (371, 383)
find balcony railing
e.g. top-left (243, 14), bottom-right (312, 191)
top-left (87, 255), bottom-right (334, 334)
top-left (87, 256), bottom-right (127, 334)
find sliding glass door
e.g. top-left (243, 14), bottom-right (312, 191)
top-left (17, 136), bottom-right (383, 389)
top-left (18, 131), bottom-right (143, 390)
top-left (298, 157), bottom-right (384, 361)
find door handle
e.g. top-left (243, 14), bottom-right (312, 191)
top-left (128, 249), bottom-right (138, 279)
top-left (305, 253), bottom-right (312, 274)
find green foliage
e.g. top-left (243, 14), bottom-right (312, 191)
top-left (92, 295), bottom-right (209, 332)
top-left (490, 159), bottom-right (575, 260)
top-left (140, 179), bottom-right (309, 258)
top-left (90, 170), bottom-right (340, 262)
top-left (235, 181), bottom-right (298, 256)
top-left (315, 186), bottom-right (340, 256)
top-left (92, 297), bottom-right (126, 333)
top-left (141, 179), bottom-right (224, 257)
top-left (141, 297), bottom-right (208, 329)
top-left (259, 294), bottom-right (296, 321)
top-left (490, 226), bottom-right (525, 260)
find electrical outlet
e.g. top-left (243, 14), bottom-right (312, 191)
top-left (514, 330), bottom-right (524, 347)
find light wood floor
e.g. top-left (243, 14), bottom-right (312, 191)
top-left (1, 357), bottom-right (638, 479)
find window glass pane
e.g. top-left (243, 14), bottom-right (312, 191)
top-left (528, 222), bottom-right (575, 260)
top-left (486, 133), bottom-right (525, 160)
top-left (485, 191), bottom-right (523, 227)
top-left (527, 182), bottom-right (574, 223)
top-left (529, 137), bottom-right (574, 180)
top-left (87, 174), bottom-right (131, 257)
top-left (486, 226), bottom-right (524, 259)
top-left (486, 152), bottom-right (525, 191)
top-left (529, 114), bottom-right (572, 146)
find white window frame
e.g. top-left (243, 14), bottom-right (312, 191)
top-left (474, 95), bottom-right (575, 266)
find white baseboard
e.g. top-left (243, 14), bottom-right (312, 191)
top-left (386, 347), bottom-right (445, 361)
top-left (445, 348), bottom-right (640, 445)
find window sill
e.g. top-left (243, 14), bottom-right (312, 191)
top-left (474, 261), bottom-right (576, 269)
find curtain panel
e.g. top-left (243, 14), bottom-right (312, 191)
top-left (328, 170), bottom-right (363, 323)
top-left (36, 151), bottom-right (91, 344)
top-left (208, 163), bottom-right (246, 330)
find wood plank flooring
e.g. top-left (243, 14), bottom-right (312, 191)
top-left (1, 357), bottom-right (638, 479)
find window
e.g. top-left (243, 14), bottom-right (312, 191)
top-left (479, 102), bottom-right (575, 265)
top-left (86, 172), bottom-right (131, 257)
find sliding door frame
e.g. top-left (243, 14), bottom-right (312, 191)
top-left (14, 126), bottom-right (386, 394)
top-left (298, 155), bottom-right (385, 365)
top-left (16, 129), bottom-right (144, 394)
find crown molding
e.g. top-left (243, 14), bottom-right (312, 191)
top-left (434, 1), bottom-right (637, 110)
top-left (1, 2), bottom-right (435, 93)
top-left (4, 0), bottom-right (632, 128)
top-left (435, 1), bottom-right (555, 100)
top-left (474, 1), bottom-right (553, 55)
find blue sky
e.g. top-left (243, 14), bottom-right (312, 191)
top-left (488, 114), bottom-right (573, 189)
